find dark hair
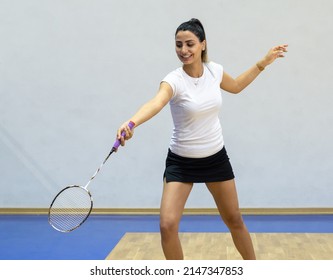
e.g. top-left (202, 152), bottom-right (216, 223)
top-left (175, 18), bottom-right (208, 62)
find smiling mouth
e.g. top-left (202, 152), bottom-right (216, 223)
top-left (180, 54), bottom-right (193, 61)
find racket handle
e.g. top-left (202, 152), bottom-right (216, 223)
top-left (112, 121), bottom-right (135, 150)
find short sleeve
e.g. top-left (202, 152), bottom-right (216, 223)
top-left (206, 61), bottom-right (223, 84)
top-left (161, 68), bottom-right (183, 99)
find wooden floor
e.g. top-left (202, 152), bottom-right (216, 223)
top-left (106, 232), bottom-right (333, 260)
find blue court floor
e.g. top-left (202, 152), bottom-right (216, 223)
top-left (1, 214), bottom-right (333, 260)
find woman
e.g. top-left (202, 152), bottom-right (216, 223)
top-left (117, 18), bottom-right (288, 260)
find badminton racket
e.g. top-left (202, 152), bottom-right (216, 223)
top-left (48, 121), bottom-right (135, 232)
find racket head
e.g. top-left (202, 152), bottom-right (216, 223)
top-left (48, 185), bottom-right (93, 233)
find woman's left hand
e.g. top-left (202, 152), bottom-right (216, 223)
top-left (261, 44), bottom-right (288, 67)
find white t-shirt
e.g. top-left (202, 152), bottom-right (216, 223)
top-left (162, 61), bottom-right (224, 158)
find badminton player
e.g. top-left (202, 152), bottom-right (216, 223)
top-left (117, 18), bottom-right (288, 260)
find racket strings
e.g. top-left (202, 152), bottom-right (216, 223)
top-left (49, 186), bottom-right (93, 232)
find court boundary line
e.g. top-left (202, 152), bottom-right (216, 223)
top-left (1, 207), bottom-right (333, 215)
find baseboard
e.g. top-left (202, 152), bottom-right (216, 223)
top-left (1, 208), bottom-right (333, 215)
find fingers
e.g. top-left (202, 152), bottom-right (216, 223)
top-left (274, 44), bottom-right (288, 58)
top-left (263, 44), bottom-right (288, 66)
top-left (117, 122), bottom-right (134, 147)
top-left (122, 125), bottom-right (134, 141)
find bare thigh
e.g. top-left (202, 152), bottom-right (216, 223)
top-left (160, 180), bottom-right (193, 229)
top-left (206, 179), bottom-right (243, 225)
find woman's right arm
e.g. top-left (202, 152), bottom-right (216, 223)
top-left (117, 81), bottom-right (173, 145)
top-left (129, 81), bottom-right (173, 127)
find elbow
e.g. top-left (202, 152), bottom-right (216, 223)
top-left (150, 99), bottom-right (167, 115)
top-left (223, 81), bottom-right (243, 94)
top-left (230, 85), bottom-right (243, 94)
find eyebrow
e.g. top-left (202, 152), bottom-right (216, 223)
top-left (175, 39), bottom-right (196, 43)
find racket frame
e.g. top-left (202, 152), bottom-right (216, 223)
top-left (48, 185), bottom-right (93, 232)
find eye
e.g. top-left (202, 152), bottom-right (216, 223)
top-left (176, 42), bottom-right (183, 48)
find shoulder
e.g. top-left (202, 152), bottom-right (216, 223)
top-left (205, 61), bottom-right (223, 82)
top-left (206, 61), bottom-right (223, 73)
top-left (162, 67), bottom-right (183, 96)
top-left (163, 67), bottom-right (183, 81)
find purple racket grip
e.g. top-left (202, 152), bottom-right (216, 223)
top-left (112, 121), bottom-right (135, 150)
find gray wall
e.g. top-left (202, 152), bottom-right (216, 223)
top-left (1, 0), bottom-right (332, 209)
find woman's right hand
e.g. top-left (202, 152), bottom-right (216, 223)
top-left (116, 121), bottom-right (135, 148)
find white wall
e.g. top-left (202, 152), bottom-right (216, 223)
top-left (1, 0), bottom-right (332, 209)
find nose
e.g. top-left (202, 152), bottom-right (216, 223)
top-left (180, 45), bottom-right (188, 54)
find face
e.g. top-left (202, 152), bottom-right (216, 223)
top-left (175, 30), bottom-right (205, 65)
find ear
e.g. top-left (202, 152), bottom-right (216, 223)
top-left (202, 40), bottom-right (206, 51)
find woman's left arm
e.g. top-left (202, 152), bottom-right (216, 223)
top-left (221, 44), bottom-right (288, 94)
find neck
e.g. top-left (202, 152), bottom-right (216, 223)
top-left (183, 62), bottom-right (204, 78)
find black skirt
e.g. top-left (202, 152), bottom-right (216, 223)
top-left (163, 146), bottom-right (235, 183)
